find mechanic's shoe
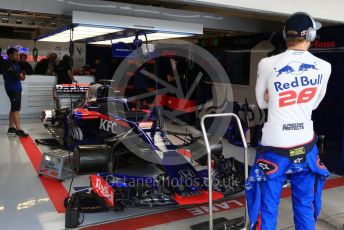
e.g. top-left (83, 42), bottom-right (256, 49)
top-left (16, 129), bottom-right (28, 138)
top-left (7, 127), bottom-right (17, 136)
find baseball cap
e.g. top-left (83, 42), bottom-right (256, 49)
top-left (284, 12), bottom-right (322, 38)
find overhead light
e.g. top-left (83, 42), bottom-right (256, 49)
top-left (90, 32), bottom-right (193, 45)
top-left (73, 11), bottom-right (203, 35)
top-left (0, 202), bottom-right (4, 212)
top-left (36, 24), bottom-right (123, 43)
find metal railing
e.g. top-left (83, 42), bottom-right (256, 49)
top-left (200, 113), bottom-right (249, 230)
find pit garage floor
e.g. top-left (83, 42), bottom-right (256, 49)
top-left (0, 119), bottom-right (344, 230)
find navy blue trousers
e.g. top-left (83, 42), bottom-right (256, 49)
top-left (245, 144), bottom-right (329, 230)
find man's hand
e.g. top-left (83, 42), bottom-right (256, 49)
top-left (264, 90), bottom-right (269, 103)
top-left (19, 71), bottom-right (26, 81)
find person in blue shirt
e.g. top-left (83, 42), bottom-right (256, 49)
top-left (2, 47), bottom-right (28, 137)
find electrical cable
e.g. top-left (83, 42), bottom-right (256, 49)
top-left (132, 31), bottom-right (151, 118)
top-left (68, 26), bottom-right (74, 112)
top-left (134, 30), bottom-right (150, 59)
top-left (69, 25), bottom-right (74, 68)
top-left (67, 24), bottom-right (75, 200)
top-left (79, 210), bottom-right (85, 225)
top-left (134, 31), bottom-right (161, 130)
top-left (67, 150), bottom-right (75, 197)
top-left (143, 32), bottom-right (150, 60)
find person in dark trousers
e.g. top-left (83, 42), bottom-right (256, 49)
top-left (18, 53), bottom-right (33, 75)
top-left (55, 55), bottom-right (77, 84)
top-left (2, 48), bottom-right (28, 137)
top-left (93, 56), bottom-right (110, 83)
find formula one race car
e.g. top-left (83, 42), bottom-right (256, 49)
top-left (41, 82), bottom-right (227, 169)
top-left (41, 83), bottom-right (245, 228)
top-left (41, 81), bottom-right (246, 174)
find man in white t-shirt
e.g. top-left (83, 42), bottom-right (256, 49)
top-left (245, 12), bottom-right (331, 230)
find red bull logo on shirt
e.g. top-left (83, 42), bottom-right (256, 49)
top-left (274, 75), bottom-right (323, 92)
top-left (275, 65), bottom-right (294, 76)
top-left (274, 75), bottom-right (323, 108)
top-left (274, 62), bottom-right (318, 77)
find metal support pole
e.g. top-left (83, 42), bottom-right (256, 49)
top-left (200, 113), bottom-right (249, 230)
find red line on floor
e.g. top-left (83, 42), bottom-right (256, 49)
top-left (81, 176), bottom-right (344, 230)
top-left (323, 176), bottom-right (344, 189)
top-left (20, 136), bottom-right (68, 213)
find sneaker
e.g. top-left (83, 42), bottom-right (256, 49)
top-left (16, 129), bottom-right (28, 138)
top-left (7, 127), bottom-right (17, 136)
